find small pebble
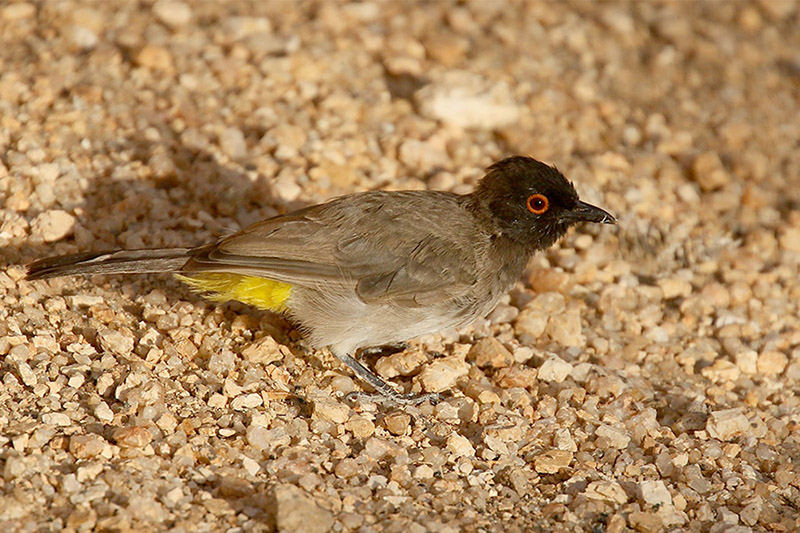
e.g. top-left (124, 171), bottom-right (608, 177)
top-left (69, 435), bottom-right (107, 459)
top-left (692, 151), bottom-right (731, 191)
top-left (41, 413), bottom-right (71, 427)
top-left (639, 480), bottom-right (672, 507)
top-left (136, 45), bottom-right (173, 71)
top-left (113, 427), bottom-right (153, 448)
top-left (658, 277), bottom-right (692, 299)
top-left (595, 424), bottom-right (631, 450)
top-left (533, 450), bottom-right (573, 474)
top-left (467, 337), bottom-right (513, 368)
top-left (242, 456), bottom-right (261, 476)
top-left (381, 412), bottom-right (411, 436)
top-left (445, 433), bottom-right (475, 458)
top-left (219, 127), bottom-right (247, 160)
top-left (585, 481), bottom-right (629, 505)
top-left (153, 0), bottom-right (192, 28)
top-left (97, 328), bottom-right (134, 357)
top-left (310, 395), bottom-right (349, 424)
top-left (2, 2), bottom-right (35, 20)
top-left (246, 425), bottom-right (290, 453)
top-left (94, 403), bottom-right (114, 423)
top-left (778, 227), bottom-right (800, 253)
top-left (757, 351), bottom-right (788, 375)
top-left (418, 356), bottom-right (469, 392)
top-left (538, 355), bottom-right (573, 383)
top-left (417, 72), bottom-right (522, 129)
top-left (66, 25), bottom-right (98, 50)
top-left (30, 210), bottom-right (75, 242)
top-left (231, 393), bottom-right (263, 410)
top-left (545, 307), bottom-right (585, 347)
top-left (273, 484), bottom-right (334, 533)
top-left (707, 409), bottom-right (751, 441)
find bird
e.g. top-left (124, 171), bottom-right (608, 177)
top-left (26, 156), bottom-right (616, 404)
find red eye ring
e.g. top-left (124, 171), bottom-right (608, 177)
top-left (526, 194), bottom-right (549, 215)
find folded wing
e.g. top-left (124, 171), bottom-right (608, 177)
top-left (184, 191), bottom-right (482, 307)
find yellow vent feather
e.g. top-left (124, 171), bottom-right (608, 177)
top-left (175, 272), bottom-right (292, 312)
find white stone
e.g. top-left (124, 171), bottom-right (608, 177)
top-left (514, 308), bottom-right (548, 343)
top-left (658, 277), bottom-right (692, 299)
top-left (546, 307), bottom-right (585, 347)
top-left (41, 412), bottom-right (71, 426)
top-left (554, 428), bottom-right (577, 452)
top-left (94, 402), bottom-right (114, 423)
top-left (736, 350), bottom-right (758, 375)
top-left (418, 356), bottom-right (469, 392)
top-left (417, 72), bottom-right (522, 129)
top-left (219, 127), bottom-right (247, 159)
top-left (153, 0), bottom-right (192, 28)
top-left (445, 433), bottom-right (474, 458)
top-left (596, 424), bottom-right (631, 449)
top-left (707, 409), bottom-right (750, 441)
top-left (231, 393), bottom-right (263, 410)
top-left (398, 139), bottom-right (448, 171)
top-left (30, 210), bottom-right (75, 242)
top-left (223, 16), bottom-right (272, 40)
top-left (273, 174), bottom-right (303, 203)
top-left (311, 395), bottom-right (349, 424)
top-left (15, 360), bottom-right (37, 386)
top-left (67, 25), bottom-right (98, 50)
top-left (538, 355), bottom-right (573, 383)
top-left (242, 456), bottom-right (261, 476)
top-left (585, 481), bottom-right (628, 504)
top-left (97, 328), bottom-right (134, 357)
top-left (246, 425), bottom-right (290, 452)
top-left (68, 295), bottom-right (104, 307)
top-left (273, 484), bottom-right (334, 533)
top-left (640, 480), bottom-right (672, 507)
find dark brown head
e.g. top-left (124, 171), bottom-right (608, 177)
top-left (472, 156), bottom-right (615, 251)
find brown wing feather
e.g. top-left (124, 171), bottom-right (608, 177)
top-left (184, 190), bottom-right (484, 306)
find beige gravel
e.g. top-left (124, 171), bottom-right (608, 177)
top-left (2, 1), bottom-right (800, 532)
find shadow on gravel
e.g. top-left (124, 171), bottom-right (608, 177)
top-left (5, 114), bottom-right (310, 369)
top-left (5, 116), bottom-right (288, 266)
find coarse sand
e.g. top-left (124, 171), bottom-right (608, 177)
top-left (1, 1), bottom-right (799, 532)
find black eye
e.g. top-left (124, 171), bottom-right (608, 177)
top-left (526, 194), bottom-right (549, 215)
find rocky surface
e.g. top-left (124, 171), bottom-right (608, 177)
top-left (1, 1), bottom-right (799, 531)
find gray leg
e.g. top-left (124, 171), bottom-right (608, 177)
top-left (359, 342), bottom-right (409, 359)
top-left (332, 350), bottom-right (441, 405)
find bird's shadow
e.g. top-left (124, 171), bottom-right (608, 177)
top-left (5, 111), bottom-right (317, 363)
top-left (5, 117), bottom-right (290, 265)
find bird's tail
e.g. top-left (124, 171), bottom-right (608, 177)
top-left (25, 248), bottom-right (193, 280)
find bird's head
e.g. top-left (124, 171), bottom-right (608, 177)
top-left (473, 156), bottom-right (616, 251)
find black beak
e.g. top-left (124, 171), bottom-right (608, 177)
top-left (571, 201), bottom-right (616, 225)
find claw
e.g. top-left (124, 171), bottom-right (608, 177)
top-left (346, 390), bottom-right (442, 406)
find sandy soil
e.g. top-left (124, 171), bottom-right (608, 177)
top-left (1, 1), bottom-right (799, 532)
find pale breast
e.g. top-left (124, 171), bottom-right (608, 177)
top-left (287, 261), bottom-right (520, 356)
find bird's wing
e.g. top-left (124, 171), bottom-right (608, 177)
top-left (184, 191), bottom-right (482, 306)
top-left (187, 208), bottom-right (346, 285)
top-left (340, 230), bottom-right (479, 306)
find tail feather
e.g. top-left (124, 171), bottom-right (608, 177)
top-left (26, 249), bottom-right (193, 280)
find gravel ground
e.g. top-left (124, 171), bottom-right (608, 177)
top-left (1, 1), bottom-right (799, 532)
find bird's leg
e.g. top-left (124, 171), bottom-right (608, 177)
top-left (358, 342), bottom-right (409, 359)
top-left (331, 350), bottom-right (441, 405)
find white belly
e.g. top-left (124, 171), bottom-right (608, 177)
top-left (287, 286), bottom-right (500, 356)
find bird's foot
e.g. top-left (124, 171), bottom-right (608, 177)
top-left (333, 350), bottom-right (441, 406)
top-left (346, 390), bottom-right (442, 406)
